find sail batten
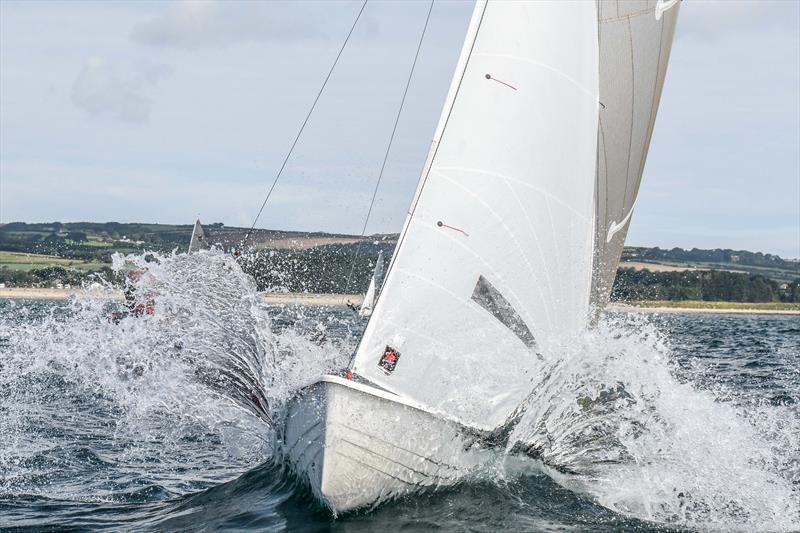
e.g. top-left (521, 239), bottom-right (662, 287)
top-left (434, 166), bottom-right (593, 219)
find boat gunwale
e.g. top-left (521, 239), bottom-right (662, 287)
top-left (309, 375), bottom-right (496, 434)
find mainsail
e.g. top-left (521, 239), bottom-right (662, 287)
top-left (359, 250), bottom-right (384, 317)
top-left (351, 0), bottom-right (679, 430)
top-left (188, 219), bottom-right (208, 253)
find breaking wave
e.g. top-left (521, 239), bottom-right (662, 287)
top-left (508, 314), bottom-right (799, 531)
top-left (0, 250), bottom-right (352, 503)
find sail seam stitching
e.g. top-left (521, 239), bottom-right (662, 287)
top-left (434, 166), bottom-right (591, 220)
top-left (622, 15), bottom-right (636, 220)
top-left (392, 266), bottom-right (537, 348)
top-left (432, 169), bottom-right (555, 330)
top-left (600, 6), bottom-right (654, 23)
top-left (501, 178), bottom-right (559, 315)
top-left (637, 10), bottom-right (669, 190)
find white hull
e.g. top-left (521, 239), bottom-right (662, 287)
top-left (282, 375), bottom-right (491, 513)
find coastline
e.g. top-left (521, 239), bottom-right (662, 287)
top-left (1, 288), bottom-right (797, 315)
top-left (0, 287), bottom-right (90, 300)
top-left (261, 293), bottom-right (364, 306)
top-left (0, 288), bottom-right (364, 307)
top-left (606, 303), bottom-right (800, 316)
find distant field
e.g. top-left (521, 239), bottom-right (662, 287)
top-left (625, 300), bottom-right (800, 311)
top-left (251, 236), bottom-right (364, 250)
top-left (84, 235), bottom-right (113, 247)
top-left (620, 261), bottom-right (708, 273)
top-left (0, 251), bottom-right (108, 272)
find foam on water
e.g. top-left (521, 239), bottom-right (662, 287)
top-left (0, 250), bottom-right (797, 531)
top-left (508, 315), bottom-right (799, 531)
top-left (0, 250), bottom-right (349, 503)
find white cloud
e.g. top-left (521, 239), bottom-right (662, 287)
top-left (71, 58), bottom-right (173, 122)
top-left (2, 1), bottom-right (797, 256)
top-left (129, 0), bottom-right (325, 49)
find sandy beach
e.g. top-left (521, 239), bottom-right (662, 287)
top-left (0, 287), bottom-right (90, 300)
top-left (619, 261), bottom-right (706, 273)
top-left (0, 288), bottom-right (364, 307)
top-left (1, 288), bottom-right (797, 315)
top-left (260, 293), bottom-right (364, 306)
top-left (606, 303), bottom-right (800, 315)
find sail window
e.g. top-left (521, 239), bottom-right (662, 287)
top-left (471, 275), bottom-right (538, 351)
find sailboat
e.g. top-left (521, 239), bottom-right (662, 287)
top-left (283, 0), bottom-right (680, 513)
top-left (188, 219), bottom-right (208, 253)
top-left (358, 250), bottom-right (384, 317)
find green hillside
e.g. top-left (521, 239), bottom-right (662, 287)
top-left (1, 221), bottom-right (797, 303)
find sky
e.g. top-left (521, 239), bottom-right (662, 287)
top-left (0, 0), bottom-right (798, 258)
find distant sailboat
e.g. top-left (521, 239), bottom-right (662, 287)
top-left (188, 219), bottom-right (208, 253)
top-left (358, 251), bottom-right (384, 317)
top-left (283, 0), bottom-right (680, 513)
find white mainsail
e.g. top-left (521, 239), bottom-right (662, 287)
top-left (352, 0), bottom-right (598, 430)
top-left (188, 219), bottom-right (207, 253)
top-left (349, 0), bottom-right (679, 431)
top-left (359, 250), bottom-right (384, 317)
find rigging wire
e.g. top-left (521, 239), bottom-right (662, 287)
top-left (343, 0), bottom-right (435, 295)
top-left (242, 0), bottom-right (369, 249)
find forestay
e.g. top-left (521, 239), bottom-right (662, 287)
top-left (351, 0), bottom-right (678, 430)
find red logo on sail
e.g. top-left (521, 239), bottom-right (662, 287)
top-left (378, 346), bottom-right (400, 374)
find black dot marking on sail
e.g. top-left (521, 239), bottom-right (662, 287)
top-left (437, 221), bottom-right (443, 227)
top-left (485, 73), bottom-right (491, 79)
top-left (471, 275), bottom-right (540, 356)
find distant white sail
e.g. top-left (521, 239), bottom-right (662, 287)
top-left (188, 219), bottom-right (208, 253)
top-left (359, 250), bottom-right (384, 317)
top-left (350, 0), bottom-right (679, 431)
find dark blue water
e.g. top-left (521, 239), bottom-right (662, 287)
top-left (0, 255), bottom-right (797, 532)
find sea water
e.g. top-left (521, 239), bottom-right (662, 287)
top-left (0, 250), bottom-right (797, 532)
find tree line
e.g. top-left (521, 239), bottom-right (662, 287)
top-left (623, 246), bottom-right (797, 270)
top-left (237, 244), bottom-right (394, 294)
top-left (0, 266), bottom-right (114, 288)
top-left (4, 251), bottom-right (799, 304)
top-left (611, 268), bottom-right (800, 303)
